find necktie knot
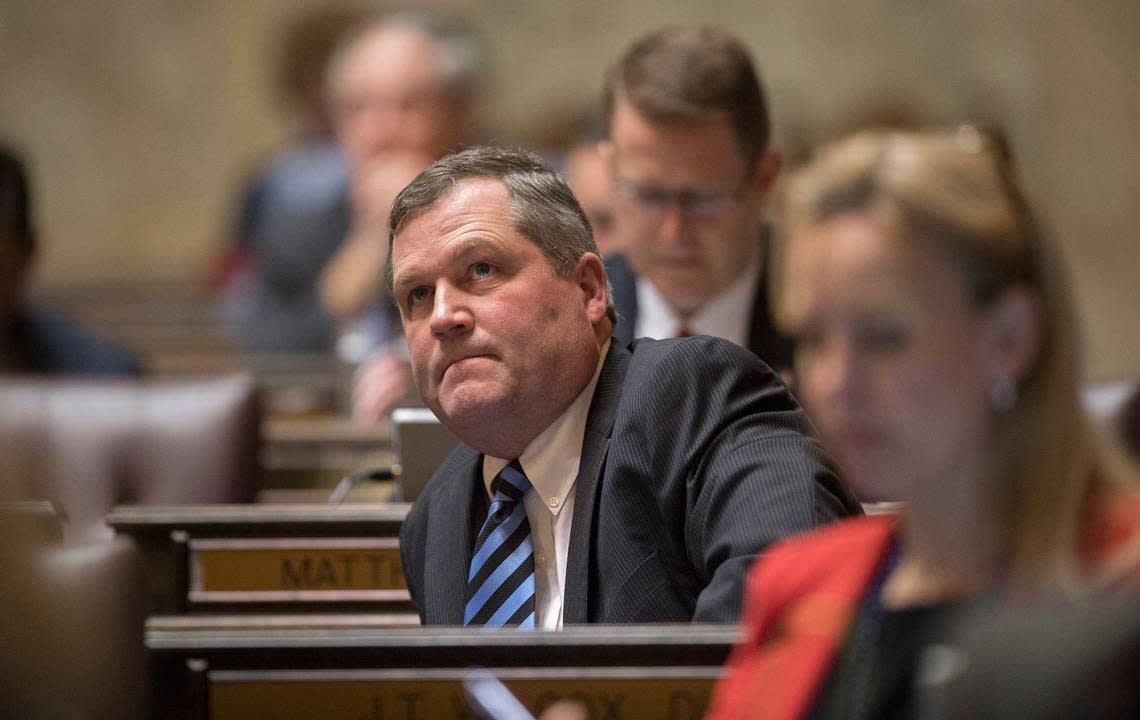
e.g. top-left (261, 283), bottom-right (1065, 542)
top-left (490, 460), bottom-right (530, 503)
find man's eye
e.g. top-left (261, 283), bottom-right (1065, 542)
top-left (409, 286), bottom-right (431, 306)
top-left (471, 262), bottom-right (495, 279)
top-left (793, 327), bottom-right (823, 351)
top-left (591, 211), bottom-right (615, 234)
top-left (856, 326), bottom-right (908, 353)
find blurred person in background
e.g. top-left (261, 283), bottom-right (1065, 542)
top-left (601, 26), bottom-right (793, 375)
top-left (706, 127), bottom-right (1140, 719)
top-left (220, 6), bottom-right (361, 355)
top-left (320, 10), bottom-right (486, 422)
top-left (564, 111), bottom-right (621, 257)
top-left (0, 145), bottom-right (139, 375)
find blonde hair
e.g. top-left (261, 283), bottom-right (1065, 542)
top-left (780, 128), bottom-right (1139, 596)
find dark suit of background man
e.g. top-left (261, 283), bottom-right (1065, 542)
top-left (601, 26), bottom-right (793, 373)
top-left (392, 146), bottom-right (859, 627)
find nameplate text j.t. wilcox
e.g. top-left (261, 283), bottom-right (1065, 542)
top-left (189, 537), bottom-right (407, 603)
top-left (209, 668), bottom-right (719, 720)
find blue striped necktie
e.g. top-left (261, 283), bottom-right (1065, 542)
top-left (464, 460), bottom-right (536, 628)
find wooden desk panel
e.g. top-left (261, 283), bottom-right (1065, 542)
top-left (109, 504), bottom-right (411, 613)
top-left (189, 537), bottom-right (407, 603)
top-left (210, 668), bottom-right (718, 720)
top-left (147, 622), bottom-right (736, 720)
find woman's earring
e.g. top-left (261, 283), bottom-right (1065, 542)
top-left (991, 376), bottom-right (1018, 412)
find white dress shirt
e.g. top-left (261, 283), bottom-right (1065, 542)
top-left (634, 252), bottom-right (760, 346)
top-left (482, 339), bottom-right (610, 630)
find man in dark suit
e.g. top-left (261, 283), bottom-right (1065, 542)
top-left (601, 26), bottom-right (793, 372)
top-left (391, 146), bottom-right (858, 627)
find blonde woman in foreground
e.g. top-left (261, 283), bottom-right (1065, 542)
top-left (706, 127), bottom-right (1140, 720)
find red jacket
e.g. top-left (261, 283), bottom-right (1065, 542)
top-left (705, 516), bottom-right (896, 720)
top-left (706, 494), bottom-right (1140, 720)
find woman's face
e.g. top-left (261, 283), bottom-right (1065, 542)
top-left (782, 213), bottom-right (996, 502)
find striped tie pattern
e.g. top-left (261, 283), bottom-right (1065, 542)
top-left (464, 460), bottom-right (536, 628)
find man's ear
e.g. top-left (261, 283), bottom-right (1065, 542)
top-left (981, 285), bottom-right (1041, 387)
top-left (597, 140), bottom-right (615, 171)
top-left (573, 252), bottom-right (609, 324)
top-left (747, 148), bottom-right (782, 206)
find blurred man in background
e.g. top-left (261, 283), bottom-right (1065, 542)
top-left (223, 7), bottom-right (361, 355)
top-left (0, 145), bottom-right (139, 375)
top-left (563, 112), bottom-right (622, 257)
top-left (602, 26), bottom-right (793, 374)
top-left (319, 11), bottom-right (487, 422)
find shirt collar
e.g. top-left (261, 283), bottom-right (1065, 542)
top-left (483, 339), bottom-right (610, 517)
top-left (634, 250), bottom-right (760, 346)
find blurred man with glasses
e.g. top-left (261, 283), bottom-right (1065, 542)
top-left (601, 26), bottom-right (793, 374)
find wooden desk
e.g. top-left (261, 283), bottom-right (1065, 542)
top-left (108, 504), bottom-right (412, 614)
top-left (261, 416), bottom-right (395, 496)
top-left (0, 499), bottom-right (63, 543)
top-left (263, 416), bottom-right (392, 471)
top-left (147, 620), bottom-right (736, 720)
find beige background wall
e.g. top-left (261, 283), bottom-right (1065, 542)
top-left (0, 1), bottom-right (1136, 379)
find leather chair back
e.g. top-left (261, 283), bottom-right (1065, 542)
top-left (0, 374), bottom-right (260, 542)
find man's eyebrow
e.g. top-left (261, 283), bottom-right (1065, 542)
top-left (455, 235), bottom-right (506, 257)
top-left (391, 261), bottom-right (426, 293)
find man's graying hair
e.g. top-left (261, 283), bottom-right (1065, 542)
top-left (386, 146), bottom-right (616, 323)
top-left (327, 9), bottom-right (486, 103)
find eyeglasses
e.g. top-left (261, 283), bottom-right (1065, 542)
top-left (613, 177), bottom-right (749, 220)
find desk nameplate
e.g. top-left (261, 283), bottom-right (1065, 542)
top-left (209, 667), bottom-right (718, 720)
top-left (189, 537), bottom-right (408, 604)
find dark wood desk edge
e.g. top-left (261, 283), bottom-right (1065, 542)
top-left (146, 620), bottom-right (741, 651)
top-left (107, 503), bottom-right (412, 530)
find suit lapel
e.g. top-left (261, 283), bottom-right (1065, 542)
top-left (563, 341), bottom-right (629, 623)
top-left (423, 446), bottom-right (481, 624)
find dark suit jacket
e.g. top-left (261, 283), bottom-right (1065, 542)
top-left (2, 307), bottom-right (140, 375)
top-left (400, 336), bottom-right (859, 625)
top-left (605, 230), bottom-right (794, 372)
top-left (242, 146), bottom-right (350, 354)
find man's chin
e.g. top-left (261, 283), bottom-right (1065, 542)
top-left (661, 290), bottom-right (709, 317)
top-left (435, 386), bottom-right (507, 427)
top-left (645, 272), bottom-right (709, 312)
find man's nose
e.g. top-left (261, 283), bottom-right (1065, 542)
top-left (811, 341), bottom-right (863, 409)
top-left (657, 201), bottom-right (687, 246)
top-left (429, 283), bottom-right (473, 339)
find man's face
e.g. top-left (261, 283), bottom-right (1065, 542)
top-left (390, 179), bottom-right (607, 456)
top-left (330, 25), bottom-right (464, 167)
top-left (607, 97), bottom-right (773, 316)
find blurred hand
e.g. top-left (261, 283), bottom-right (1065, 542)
top-left (322, 151), bottom-right (435, 320)
top-left (539, 700), bottom-right (589, 720)
top-left (350, 150), bottom-right (435, 233)
top-left (351, 351), bottom-right (412, 425)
